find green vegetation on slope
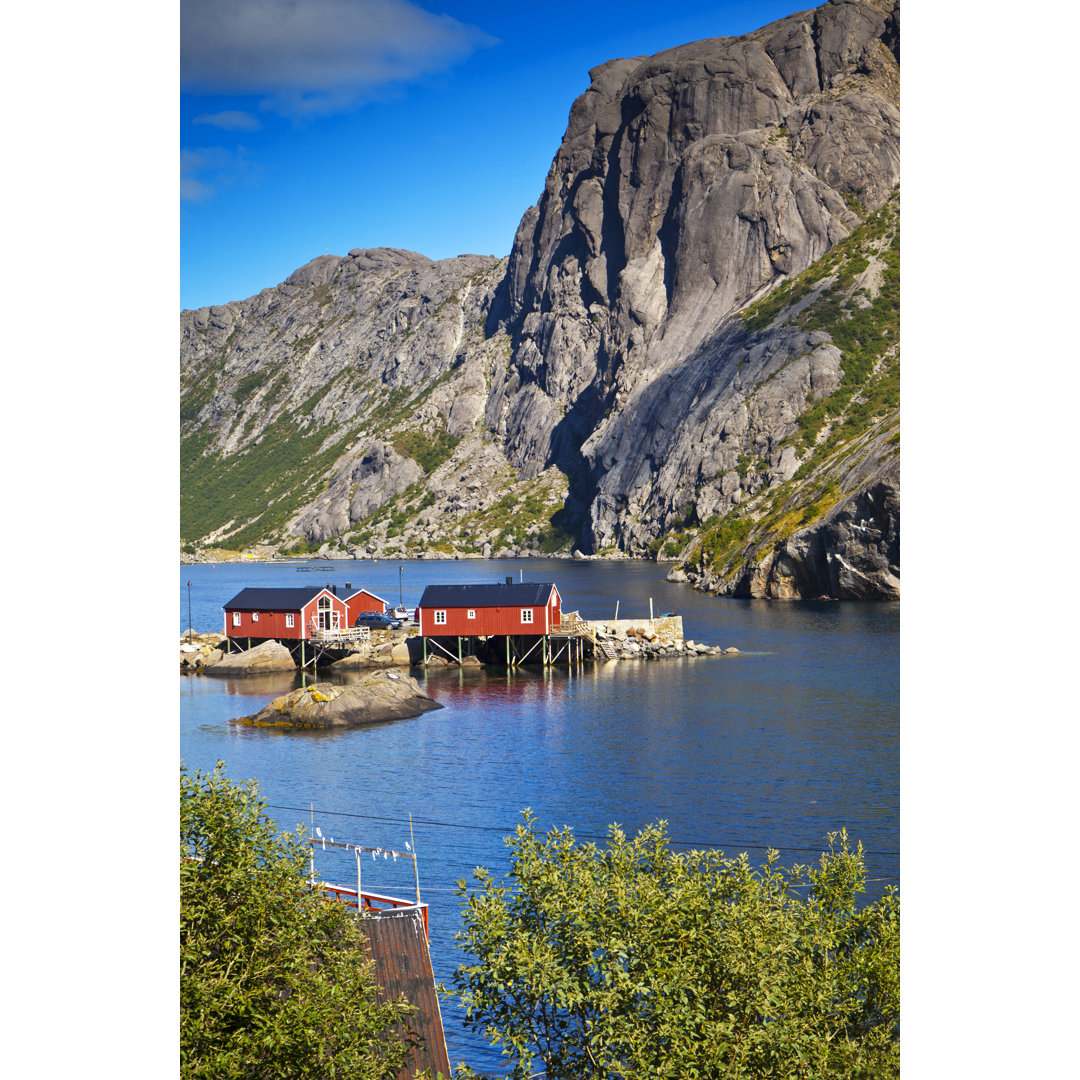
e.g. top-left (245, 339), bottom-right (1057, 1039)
top-left (457, 478), bottom-right (575, 555)
top-left (391, 425), bottom-right (461, 474)
top-left (180, 415), bottom-right (350, 548)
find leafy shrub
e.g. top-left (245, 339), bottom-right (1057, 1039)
top-left (180, 764), bottom-right (416, 1080)
top-left (453, 814), bottom-right (898, 1080)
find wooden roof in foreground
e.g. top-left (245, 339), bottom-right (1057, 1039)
top-left (360, 908), bottom-right (451, 1080)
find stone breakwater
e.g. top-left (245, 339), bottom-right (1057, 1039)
top-left (179, 620), bottom-right (739, 675)
top-left (589, 616), bottom-right (738, 661)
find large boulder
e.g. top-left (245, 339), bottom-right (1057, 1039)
top-left (235, 673), bottom-right (441, 728)
top-left (204, 640), bottom-right (297, 676)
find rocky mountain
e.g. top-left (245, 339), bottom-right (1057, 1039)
top-left (181, 0), bottom-right (900, 600)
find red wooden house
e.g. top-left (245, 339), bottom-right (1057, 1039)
top-left (223, 586), bottom-right (350, 641)
top-left (342, 587), bottom-right (388, 625)
top-left (416, 581), bottom-right (561, 637)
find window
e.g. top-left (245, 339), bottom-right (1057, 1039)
top-left (232, 612), bottom-right (241, 626)
top-left (285, 613), bottom-right (294, 628)
top-left (467, 609), bottom-right (476, 620)
top-left (252, 612), bottom-right (259, 622)
top-left (434, 610), bottom-right (447, 625)
top-left (521, 609), bottom-right (533, 624)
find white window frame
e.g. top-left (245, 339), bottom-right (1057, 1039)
top-left (252, 612), bottom-right (259, 622)
top-left (467, 609), bottom-right (476, 620)
top-left (232, 612), bottom-right (241, 627)
top-left (521, 608), bottom-right (533, 624)
top-left (434, 610), bottom-right (447, 625)
top-left (285, 613), bottom-right (294, 628)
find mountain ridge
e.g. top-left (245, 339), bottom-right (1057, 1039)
top-left (181, 0), bottom-right (899, 600)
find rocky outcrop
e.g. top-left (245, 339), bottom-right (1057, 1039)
top-left (235, 674), bottom-right (441, 728)
top-left (204, 640), bottom-right (297, 676)
top-left (489, 0), bottom-right (898, 485)
top-left (180, 1), bottom-right (900, 599)
top-left (180, 631), bottom-right (228, 672)
top-left (716, 467), bottom-right (899, 599)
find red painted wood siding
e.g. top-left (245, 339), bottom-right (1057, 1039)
top-left (225, 592), bottom-right (349, 640)
top-left (226, 608), bottom-right (304, 640)
top-left (344, 591), bottom-right (386, 624)
top-left (420, 589), bottom-right (561, 636)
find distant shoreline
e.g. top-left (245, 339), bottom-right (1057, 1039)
top-left (179, 551), bottom-right (652, 566)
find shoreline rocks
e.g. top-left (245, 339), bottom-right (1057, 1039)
top-left (202, 640), bottom-right (297, 677)
top-left (235, 673), bottom-right (442, 728)
top-left (181, 626), bottom-right (741, 673)
top-left (596, 634), bottom-right (738, 661)
top-left (180, 630), bottom-right (228, 672)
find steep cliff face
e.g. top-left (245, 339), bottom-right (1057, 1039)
top-left (488, 0), bottom-right (898, 476)
top-left (180, 0), bottom-right (900, 599)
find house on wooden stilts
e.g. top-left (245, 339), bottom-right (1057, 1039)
top-left (416, 580), bottom-right (591, 666)
top-left (222, 585), bottom-right (372, 668)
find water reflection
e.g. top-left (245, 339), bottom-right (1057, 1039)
top-left (180, 560), bottom-right (897, 1074)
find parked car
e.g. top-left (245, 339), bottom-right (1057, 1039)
top-left (355, 612), bottom-right (402, 630)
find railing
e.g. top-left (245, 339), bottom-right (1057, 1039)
top-left (308, 624), bottom-right (370, 643)
top-left (555, 611), bottom-right (596, 642)
top-left (318, 882), bottom-right (429, 938)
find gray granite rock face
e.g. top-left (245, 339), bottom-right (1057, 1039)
top-left (180, 1), bottom-right (900, 599)
top-left (490, 0), bottom-right (899, 485)
top-left (717, 465), bottom-right (899, 600)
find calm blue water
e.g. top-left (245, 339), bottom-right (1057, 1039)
top-left (180, 558), bottom-right (898, 1074)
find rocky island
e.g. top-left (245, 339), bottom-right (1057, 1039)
top-left (235, 674), bottom-right (442, 729)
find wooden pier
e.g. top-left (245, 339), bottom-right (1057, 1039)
top-left (420, 610), bottom-right (601, 668)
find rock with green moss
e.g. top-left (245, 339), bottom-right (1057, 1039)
top-left (235, 673), bottom-right (441, 728)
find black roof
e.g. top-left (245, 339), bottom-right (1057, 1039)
top-left (223, 586), bottom-right (336, 610)
top-left (417, 583), bottom-right (557, 608)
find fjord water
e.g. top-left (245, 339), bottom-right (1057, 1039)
top-left (180, 558), bottom-right (898, 1074)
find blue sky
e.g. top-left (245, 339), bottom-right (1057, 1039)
top-left (180, 0), bottom-right (802, 311)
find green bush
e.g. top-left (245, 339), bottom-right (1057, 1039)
top-left (453, 814), bottom-right (898, 1080)
top-left (180, 763), bottom-right (417, 1080)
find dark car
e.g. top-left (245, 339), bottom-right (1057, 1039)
top-left (355, 612), bottom-right (402, 630)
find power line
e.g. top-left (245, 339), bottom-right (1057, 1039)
top-left (266, 803), bottom-right (899, 858)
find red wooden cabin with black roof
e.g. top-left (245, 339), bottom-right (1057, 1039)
top-left (342, 587), bottom-right (388, 625)
top-left (222, 586), bottom-right (350, 641)
top-left (417, 581), bottom-right (561, 637)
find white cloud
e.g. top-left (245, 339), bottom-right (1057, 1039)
top-left (181, 0), bottom-right (497, 115)
top-left (192, 110), bottom-right (263, 131)
top-left (181, 146), bottom-right (258, 202)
